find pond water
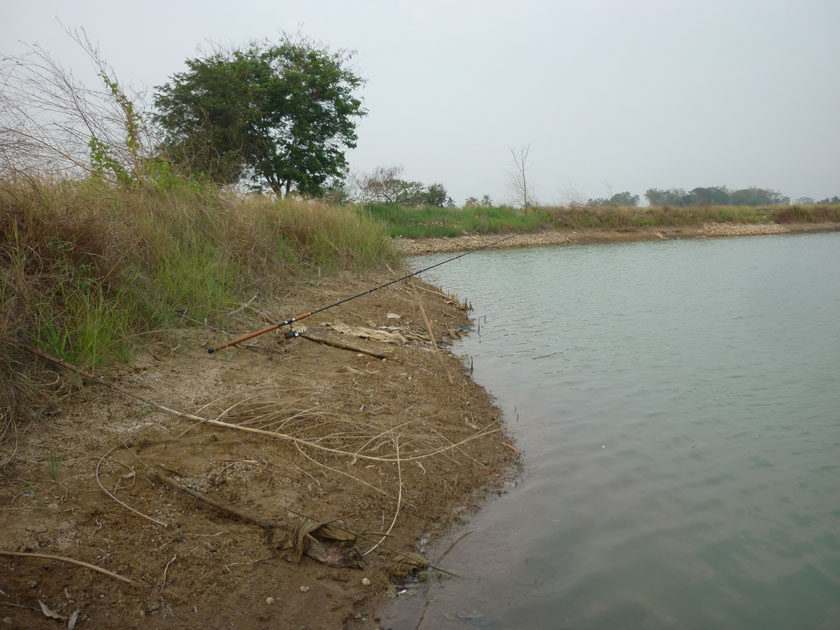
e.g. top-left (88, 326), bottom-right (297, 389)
top-left (384, 232), bottom-right (840, 629)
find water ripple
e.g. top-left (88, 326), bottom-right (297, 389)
top-left (387, 234), bottom-right (840, 630)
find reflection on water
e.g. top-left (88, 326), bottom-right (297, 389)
top-left (385, 233), bottom-right (840, 630)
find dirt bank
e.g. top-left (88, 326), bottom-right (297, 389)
top-left (395, 221), bottom-right (840, 255)
top-left (0, 274), bottom-right (518, 629)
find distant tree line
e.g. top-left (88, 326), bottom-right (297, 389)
top-left (458, 187), bottom-right (840, 210)
top-left (587, 191), bottom-right (641, 207)
top-left (644, 186), bottom-right (791, 207)
top-left (794, 195), bottom-right (840, 205)
top-left (556, 187), bottom-right (839, 209)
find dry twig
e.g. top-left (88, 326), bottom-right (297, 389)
top-left (409, 280), bottom-right (454, 384)
top-left (160, 555), bottom-right (177, 593)
top-left (301, 329), bottom-right (393, 359)
top-left (0, 551), bottom-right (138, 585)
top-left (96, 445), bottom-right (167, 527)
top-left (149, 469), bottom-right (279, 529)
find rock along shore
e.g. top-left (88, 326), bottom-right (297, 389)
top-left (395, 222), bottom-right (840, 255)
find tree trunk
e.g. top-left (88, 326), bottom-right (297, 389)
top-left (268, 180), bottom-right (284, 196)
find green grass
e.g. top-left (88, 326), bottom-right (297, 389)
top-left (361, 202), bottom-right (840, 237)
top-left (47, 450), bottom-right (62, 482)
top-left (0, 177), bottom-right (400, 434)
top-left (360, 203), bottom-right (553, 238)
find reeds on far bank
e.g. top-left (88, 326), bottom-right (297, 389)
top-left (361, 202), bottom-right (840, 238)
top-left (550, 203), bottom-right (840, 229)
top-left (0, 177), bottom-right (399, 440)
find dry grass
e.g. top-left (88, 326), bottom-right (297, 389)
top-left (0, 176), bottom-right (400, 450)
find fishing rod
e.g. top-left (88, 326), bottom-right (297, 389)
top-left (207, 232), bottom-right (520, 353)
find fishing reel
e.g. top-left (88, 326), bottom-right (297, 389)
top-left (284, 327), bottom-right (302, 340)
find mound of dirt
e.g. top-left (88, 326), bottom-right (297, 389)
top-left (0, 273), bottom-right (519, 629)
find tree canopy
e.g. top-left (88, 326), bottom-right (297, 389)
top-left (153, 37), bottom-right (365, 196)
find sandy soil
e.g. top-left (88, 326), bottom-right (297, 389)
top-left (0, 273), bottom-right (519, 629)
top-left (395, 221), bottom-right (840, 255)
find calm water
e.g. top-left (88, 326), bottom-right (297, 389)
top-left (385, 232), bottom-right (840, 630)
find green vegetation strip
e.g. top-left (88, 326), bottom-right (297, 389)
top-left (360, 202), bottom-right (840, 239)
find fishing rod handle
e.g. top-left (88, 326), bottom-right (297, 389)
top-left (207, 312), bottom-right (312, 353)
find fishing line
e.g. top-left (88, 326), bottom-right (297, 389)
top-left (207, 232), bottom-right (520, 353)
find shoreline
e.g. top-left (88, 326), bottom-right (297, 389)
top-left (0, 274), bottom-right (518, 629)
top-left (394, 221), bottom-right (840, 255)
top-left (4, 221), bottom-right (837, 627)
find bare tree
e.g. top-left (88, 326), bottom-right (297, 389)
top-left (559, 184), bottom-right (588, 208)
top-left (355, 165), bottom-right (406, 203)
top-left (0, 27), bottom-right (156, 184)
top-left (508, 143), bottom-right (536, 208)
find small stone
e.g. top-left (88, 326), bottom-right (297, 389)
top-left (361, 577), bottom-right (371, 586)
top-left (265, 597), bottom-right (274, 605)
top-left (299, 585), bottom-right (310, 593)
top-left (46, 503), bottom-right (59, 511)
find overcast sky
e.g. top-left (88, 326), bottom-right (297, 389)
top-left (3, 0), bottom-right (838, 205)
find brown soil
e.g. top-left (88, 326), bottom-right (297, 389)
top-left (395, 221), bottom-right (840, 255)
top-left (0, 273), bottom-right (519, 629)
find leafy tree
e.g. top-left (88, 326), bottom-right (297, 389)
top-left (395, 180), bottom-right (427, 205)
top-left (357, 166), bottom-right (450, 206)
top-left (610, 191), bottom-right (639, 206)
top-left (422, 183), bottom-right (449, 207)
top-left (154, 36), bottom-right (366, 196)
top-left (645, 188), bottom-right (688, 206)
top-left (686, 186), bottom-right (730, 206)
top-left (730, 187), bottom-right (788, 206)
top-left (588, 191), bottom-right (639, 207)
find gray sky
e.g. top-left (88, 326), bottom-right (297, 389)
top-left (4, 0), bottom-right (838, 205)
